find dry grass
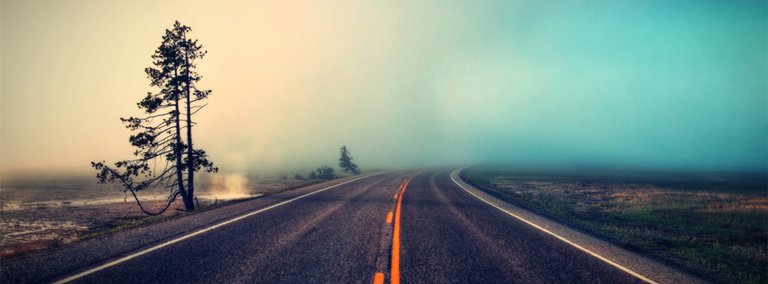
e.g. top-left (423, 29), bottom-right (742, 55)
top-left (494, 179), bottom-right (768, 213)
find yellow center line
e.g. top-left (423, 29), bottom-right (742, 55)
top-left (372, 272), bottom-right (384, 284)
top-left (391, 177), bottom-right (411, 284)
top-left (372, 178), bottom-right (411, 283)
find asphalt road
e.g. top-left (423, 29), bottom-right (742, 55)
top-left (6, 170), bottom-right (649, 283)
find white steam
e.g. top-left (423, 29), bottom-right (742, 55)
top-left (206, 173), bottom-right (252, 200)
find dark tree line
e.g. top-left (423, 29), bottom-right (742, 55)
top-left (92, 21), bottom-right (217, 215)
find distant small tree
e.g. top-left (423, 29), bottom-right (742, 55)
top-left (294, 173), bottom-right (305, 180)
top-left (91, 21), bottom-right (217, 215)
top-left (310, 165), bottom-right (336, 180)
top-left (338, 146), bottom-right (360, 174)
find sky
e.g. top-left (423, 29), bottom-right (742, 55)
top-left (1, 0), bottom-right (766, 177)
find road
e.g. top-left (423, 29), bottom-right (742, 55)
top-left (5, 170), bottom-right (654, 283)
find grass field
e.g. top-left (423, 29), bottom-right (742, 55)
top-left (461, 166), bottom-right (767, 284)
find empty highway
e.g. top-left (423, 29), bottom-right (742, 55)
top-left (3, 170), bottom-right (686, 283)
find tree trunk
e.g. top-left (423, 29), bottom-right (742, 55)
top-left (174, 66), bottom-right (193, 211)
top-left (181, 191), bottom-right (194, 210)
top-left (184, 44), bottom-right (195, 208)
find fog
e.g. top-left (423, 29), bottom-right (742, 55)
top-left (1, 0), bottom-right (766, 179)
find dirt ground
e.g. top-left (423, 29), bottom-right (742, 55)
top-left (0, 199), bottom-right (185, 259)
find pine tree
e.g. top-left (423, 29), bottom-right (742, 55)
top-left (91, 21), bottom-right (217, 214)
top-left (338, 146), bottom-right (360, 175)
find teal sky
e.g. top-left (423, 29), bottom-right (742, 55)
top-left (433, 0), bottom-right (768, 171)
top-left (1, 0), bottom-right (766, 174)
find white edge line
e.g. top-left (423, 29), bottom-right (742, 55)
top-left (450, 170), bottom-right (658, 284)
top-left (53, 173), bottom-right (380, 284)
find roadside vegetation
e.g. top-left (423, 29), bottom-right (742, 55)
top-left (306, 145), bottom-right (362, 181)
top-left (309, 165), bottom-right (336, 180)
top-left (461, 166), bottom-right (768, 284)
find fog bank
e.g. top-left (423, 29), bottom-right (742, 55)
top-left (1, 0), bottom-right (765, 176)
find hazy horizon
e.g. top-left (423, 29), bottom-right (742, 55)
top-left (2, 0), bottom-right (766, 179)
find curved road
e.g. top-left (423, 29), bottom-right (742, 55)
top-left (5, 170), bottom-right (648, 283)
